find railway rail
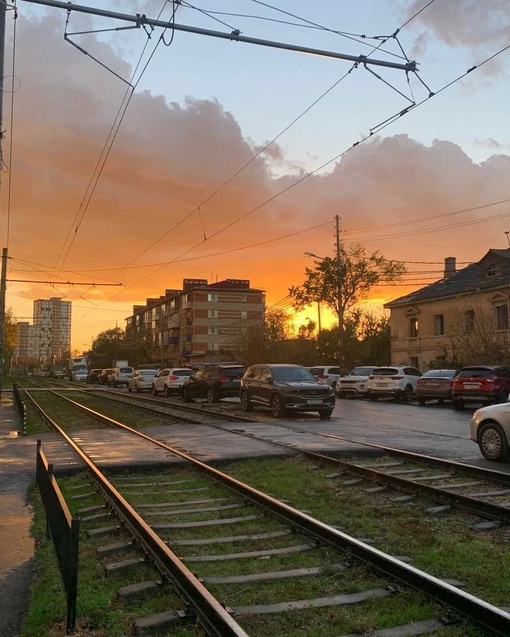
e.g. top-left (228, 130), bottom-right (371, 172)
top-left (18, 385), bottom-right (510, 635)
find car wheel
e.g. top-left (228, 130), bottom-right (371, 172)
top-left (402, 384), bottom-right (413, 401)
top-left (127, 386), bottom-right (132, 393)
top-left (452, 398), bottom-right (464, 411)
top-left (478, 421), bottom-right (509, 461)
top-left (151, 385), bottom-right (158, 396)
top-left (270, 393), bottom-right (286, 418)
top-left (438, 398), bottom-right (445, 405)
top-left (240, 391), bottom-right (253, 412)
top-left (336, 392), bottom-right (344, 399)
top-left (319, 408), bottom-right (333, 420)
top-left (369, 394), bottom-right (379, 401)
top-left (418, 397), bottom-right (426, 406)
top-left (497, 390), bottom-right (509, 404)
top-left (207, 387), bottom-right (218, 403)
top-left (164, 386), bottom-right (172, 398)
top-left (183, 388), bottom-right (192, 403)
top-left (135, 386), bottom-right (140, 393)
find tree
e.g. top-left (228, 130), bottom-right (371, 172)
top-left (289, 243), bottom-right (405, 365)
top-left (91, 327), bottom-right (125, 368)
top-left (3, 309), bottom-right (17, 375)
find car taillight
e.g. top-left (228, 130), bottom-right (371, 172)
top-left (168, 375), bottom-right (178, 381)
top-left (368, 375), bottom-right (375, 380)
top-left (220, 377), bottom-right (230, 383)
top-left (391, 375), bottom-right (403, 380)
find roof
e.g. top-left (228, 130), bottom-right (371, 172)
top-left (386, 249), bottom-right (510, 308)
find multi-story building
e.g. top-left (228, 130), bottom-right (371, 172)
top-left (125, 278), bottom-right (265, 366)
top-left (14, 297), bottom-right (72, 367)
top-left (385, 249), bottom-right (510, 369)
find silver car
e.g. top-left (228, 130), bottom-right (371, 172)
top-left (128, 369), bottom-right (158, 393)
top-left (470, 402), bottom-right (510, 461)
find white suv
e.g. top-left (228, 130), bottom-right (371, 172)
top-left (366, 366), bottom-right (422, 401)
top-left (337, 366), bottom-right (378, 398)
top-left (152, 367), bottom-right (194, 396)
top-left (108, 366), bottom-right (134, 387)
top-left (307, 365), bottom-right (343, 392)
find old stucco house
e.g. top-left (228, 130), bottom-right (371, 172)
top-left (385, 249), bottom-right (510, 369)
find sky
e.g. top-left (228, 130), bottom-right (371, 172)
top-left (1, 0), bottom-right (510, 353)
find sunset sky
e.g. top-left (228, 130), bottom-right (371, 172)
top-left (2, 0), bottom-right (510, 352)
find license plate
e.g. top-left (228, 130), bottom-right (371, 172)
top-left (307, 399), bottom-right (322, 404)
top-left (376, 382), bottom-right (387, 387)
top-left (464, 383), bottom-right (479, 389)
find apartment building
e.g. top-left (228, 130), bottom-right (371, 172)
top-left (14, 297), bottom-right (72, 366)
top-left (385, 250), bottom-right (510, 369)
top-left (125, 278), bottom-right (265, 366)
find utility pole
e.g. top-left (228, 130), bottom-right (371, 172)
top-left (335, 215), bottom-right (344, 372)
top-left (0, 0), bottom-right (7, 401)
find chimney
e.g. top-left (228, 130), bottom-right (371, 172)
top-left (444, 257), bottom-right (456, 279)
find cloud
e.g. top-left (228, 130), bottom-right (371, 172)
top-left (403, 0), bottom-right (510, 48)
top-left (5, 10), bottom-right (510, 348)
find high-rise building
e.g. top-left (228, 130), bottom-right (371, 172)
top-left (33, 297), bottom-right (72, 363)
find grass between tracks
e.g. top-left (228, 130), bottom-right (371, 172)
top-left (23, 454), bottom-right (508, 636)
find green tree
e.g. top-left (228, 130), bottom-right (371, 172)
top-left (289, 244), bottom-right (405, 366)
top-left (3, 309), bottom-right (17, 376)
top-left (91, 327), bottom-right (125, 368)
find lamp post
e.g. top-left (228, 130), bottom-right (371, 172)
top-left (304, 251), bottom-right (343, 370)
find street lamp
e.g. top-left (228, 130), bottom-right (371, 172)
top-left (304, 251), bottom-right (344, 370)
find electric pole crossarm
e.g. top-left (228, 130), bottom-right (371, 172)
top-left (21, 0), bottom-right (417, 71)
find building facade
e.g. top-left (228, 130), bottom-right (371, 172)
top-left (125, 278), bottom-right (265, 366)
top-left (385, 250), bottom-right (510, 369)
top-left (14, 297), bottom-right (72, 367)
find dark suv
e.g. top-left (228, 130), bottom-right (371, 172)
top-left (181, 364), bottom-right (246, 403)
top-left (240, 363), bottom-right (335, 419)
top-left (451, 365), bottom-right (510, 410)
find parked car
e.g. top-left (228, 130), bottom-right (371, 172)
top-left (366, 366), bottom-right (422, 401)
top-left (240, 363), bottom-right (335, 419)
top-left (86, 369), bottom-right (103, 385)
top-left (336, 366), bottom-right (378, 398)
top-left (307, 365), bottom-right (343, 392)
top-left (452, 365), bottom-right (510, 410)
top-left (128, 369), bottom-right (158, 393)
top-left (108, 366), bottom-right (134, 387)
top-left (152, 368), bottom-right (193, 396)
top-left (470, 402), bottom-right (510, 461)
top-left (181, 364), bottom-right (246, 403)
top-left (101, 368), bottom-right (115, 385)
top-left (71, 366), bottom-right (88, 382)
top-left (416, 369), bottom-right (459, 405)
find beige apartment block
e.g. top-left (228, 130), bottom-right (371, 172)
top-left (125, 278), bottom-right (265, 366)
top-left (385, 250), bottom-right (510, 370)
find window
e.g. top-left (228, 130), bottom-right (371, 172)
top-left (208, 293), bottom-right (218, 302)
top-left (208, 326), bottom-right (218, 335)
top-left (487, 263), bottom-right (498, 278)
top-left (463, 310), bottom-right (474, 333)
top-left (241, 311), bottom-right (247, 319)
top-left (433, 314), bottom-right (444, 336)
top-left (208, 309), bottom-right (218, 318)
top-left (408, 317), bottom-right (418, 338)
top-left (495, 303), bottom-right (509, 330)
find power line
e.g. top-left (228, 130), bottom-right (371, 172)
top-left (53, 0), bottom-right (180, 273)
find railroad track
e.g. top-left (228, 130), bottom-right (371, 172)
top-left (20, 386), bottom-right (510, 635)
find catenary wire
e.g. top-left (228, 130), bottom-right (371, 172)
top-left (110, 2), bottom-right (431, 276)
top-left (53, 0), bottom-right (179, 273)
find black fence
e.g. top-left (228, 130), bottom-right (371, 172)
top-left (36, 440), bottom-right (80, 634)
top-left (12, 383), bottom-right (27, 435)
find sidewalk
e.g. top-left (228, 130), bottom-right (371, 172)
top-left (0, 393), bottom-right (35, 637)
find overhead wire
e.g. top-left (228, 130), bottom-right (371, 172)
top-left (53, 0), bottom-right (180, 274)
top-left (109, 1), bottom-right (431, 281)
